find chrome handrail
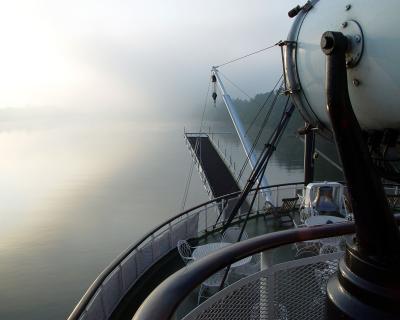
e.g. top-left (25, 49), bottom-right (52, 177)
top-left (67, 181), bottom-right (304, 320)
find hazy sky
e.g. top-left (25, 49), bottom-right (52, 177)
top-left (0, 0), bottom-right (300, 119)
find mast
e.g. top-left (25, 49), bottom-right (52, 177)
top-left (211, 67), bottom-right (269, 190)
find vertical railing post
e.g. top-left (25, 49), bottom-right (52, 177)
top-left (205, 205), bottom-right (208, 231)
top-left (168, 222), bottom-right (173, 248)
top-left (151, 235), bottom-right (155, 262)
top-left (304, 124), bottom-right (315, 186)
top-left (185, 213), bottom-right (189, 236)
top-left (99, 285), bottom-right (107, 318)
top-left (117, 265), bottom-right (124, 297)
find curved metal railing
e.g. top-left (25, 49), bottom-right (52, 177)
top-left (67, 182), bottom-right (304, 320)
top-left (68, 181), bottom-right (400, 320)
top-left (182, 251), bottom-right (344, 320)
top-left (134, 213), bottom-right (400, 320)
top-left (132, 222), bottom-right (356, 320)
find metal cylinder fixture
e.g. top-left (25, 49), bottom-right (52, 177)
top-left (284, 0), bottom-right (400, 134)
top-left (320, 31), bottom-right (400, 319)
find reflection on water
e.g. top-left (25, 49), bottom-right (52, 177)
top-left (0, 118), bottom-right (208, 320)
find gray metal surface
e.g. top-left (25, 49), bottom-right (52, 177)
top-left (293, 0), bottom-right (400, 131)
top-left (183, 252), bottom-right (343, 320)
top-left (283, 0), bottom-right (323, 132)
top-left (339, 20), bottom-right (364, 68)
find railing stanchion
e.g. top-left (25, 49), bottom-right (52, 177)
top-left (168, 223), bottom-right (173, 248)
top-left (151, 235), bottom-right (155, 262)
top-left (205, 205), bottom-right (208, 231)
top-left (99, 284), bottom-right (107, 318)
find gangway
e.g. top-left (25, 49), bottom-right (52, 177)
top-left (184, 132), bottom-right (241, 199)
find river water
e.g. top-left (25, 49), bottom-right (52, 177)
top-left (0, 116), bottom-right (211, 319)
top-left (0, 109), bottom-right (341, 319)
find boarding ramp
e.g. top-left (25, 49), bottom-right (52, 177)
top-left (184, 132), bottom-right (242, 199)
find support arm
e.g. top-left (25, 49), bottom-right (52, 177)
top-left (321, 31), bottom-right (400, 319)
top-left (211, 67), bottom-right (269, 190)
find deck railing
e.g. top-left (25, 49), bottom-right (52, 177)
top-left (133, 212), bottom-right (400, 320)
top-left (67, 182), bottom-right (304, 320)
top-left (68, 182), bottom-right (400, 320)
top-left (184, 132), bottom-right (214, 198)
top-left (182, 251), bottom-right (344, 320)
top-left (132, 223), bottom-right (357, 320)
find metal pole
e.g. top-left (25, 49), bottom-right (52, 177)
top-left (320, 31), bottom-right (400, 318)
top-left (303, 124), bottom-right (315, 186)
top-left (212, 67), bottom-right (269, 190)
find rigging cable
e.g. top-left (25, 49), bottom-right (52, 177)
top-left (236, 77), bottom-right (284, 181)
top-left (235, 87), bottom-right (280, 182)
top-left (239, 79), bottom-right (285, 170)
top-left (215, 72), bottom-right (283, 183)
top-left (235, 80), bottom-right (285, 184)
top-left (222, 96), bottom-right (293, 230)
top-left (245, 74), bottom-right (284, 136)
top-left (213, 74), bottom-right (283, 185)
top-left (243, 92), bottom-right (289, 185)
top-left (215, 41), bottom-right (281, 68)
top-left (180, 80), bottom-right (211, 210)
top-left (249, 81), bottom-right (285, 152)
top-left (218, 71), bottom-right (252, 100)
top-left (214, 79), bottom-right (285, 226)
top-left (219, 149), bottom-right (269, 290)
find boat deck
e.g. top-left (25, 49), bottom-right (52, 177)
top-left (68, 183), bottom-right (400, 320)
top-left (110, 213), bottom-right (299, 320)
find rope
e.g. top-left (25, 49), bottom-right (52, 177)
top-left (180, 81), bottom-right (211, 210)
top-left (215, 41), bottom-right (280, 68)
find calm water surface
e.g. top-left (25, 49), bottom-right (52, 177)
top-left (0, 115), bottom-right (308, 319)
top-left (0, 117), bottom-right (210, 319)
